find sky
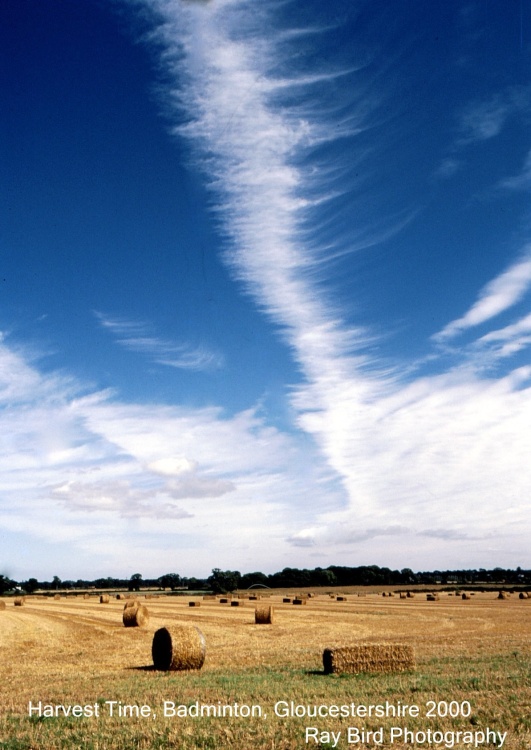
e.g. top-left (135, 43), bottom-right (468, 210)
top-left (1, 0), bottom-right (530, 582)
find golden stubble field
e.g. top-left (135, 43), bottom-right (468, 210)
top-left (0, 589), bottom-right (530, 749)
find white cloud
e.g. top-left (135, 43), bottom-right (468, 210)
top-left (433, 248), bottom-right (531, 341)
top-left (95, 311), bottom-right (223, 370)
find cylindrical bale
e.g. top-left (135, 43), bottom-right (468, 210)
top-left (336, 596), bottom-right (347, 602)
top-left (219, 598), bottom-right (229, 604)
top-left (152, 625), bottom-right (205, 671)
top-left (124, 599), bottom-right (140, 610)
top-left (498, 591), bottom-right (509, 600)
top-left (116, 594), bottom-right (125, 600)
top-left (255, 605), bottom-right (274, 624)
top-left (399, 592), bottom-right (407, 599)
top-left (53, 594), bottom-right (61, 600)
top-left (83, 594), bottom-right (90, 599)
top-left (407, 592), bottom-right (414, 598)
top-left (123, 604), bottom-right (149, 628)
top-left (14, 597), bottom-right (24, 606)
top-left (230, 600), bottom-right (243, 607)
top-left (0, 600), bottom-right (6, 610)
top-left (462, 593), bottom-right (471, 600)
top-left (282, 598), bottom-right (291, 603)
top-left (189, 601), bottom-right (200, 607)
top-left (426, 593), bottom-right (439, 601)
top-left (519, 592), bottom-right (529, 599)
top-left (100, 594), bottom-right (110, 604)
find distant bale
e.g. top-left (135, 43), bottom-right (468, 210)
top-left (123, 599), bottom-right (140, 610)
top-left (230, 600), bottom-right (243, 607)
top-left (255, 605), bottom-right (274, 624)
top-left (399, 592), bottom-right (407, 599)
top-left (407, 592), bottom-right (415, 598)
top-left (357, 593), bottom-right (366, 598)
top-left (189, 601), bottom-right (200, 607)
top-left (83, 594), bottom-right (91, 600)
top-left (461, 593), bottom-right (471, 600)
top-left (336, 596), bottom-right (347, 602)
top-left (152, 625), bottom-right (206, 671)
top-left (248, 595), bottom-right (259, 601)
top-left (498, 591), bottom-right (509, 600)
top-left (282, 598), bottom-right (291, 603)
top-left (0, 600), bottom-right (6, 610)
top-left (426, 593), bottom-right (439, 601)
top-left (293, 598), bottom-right (306, 605)
top-left (100, 594), bottom-right (110, 604)
top-left (519, 592), bottom-right (529, 599)
top-left (323, 643), bottom-right (415, 675)
top-left (123, 604), bottom-right (149, 628)
top-left (382, 592), bottom-right (387, 597)
top-left (54, 594), bottom-right (61, 600)
top-left (219, 598), bottom-right (229, 604)
top-left (202, 595), bottom-right (216, 601)
top-left (14, 597), bottom-right (24, 606)
top-left (116, 594), bottom-right (125, 600)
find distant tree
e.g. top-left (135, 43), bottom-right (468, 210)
top-left (51, 575), bottom-right (62, 590)
top-left (158, 573), bottom-right (181, 590)
top-left (129, 573), bottom-right (142, 592)
top-left (23, 578), bottom-right (39, 594)
top-left (207, 568), bottom-right (241, 594)
top-left (0, 575), bottom-right (16, 594)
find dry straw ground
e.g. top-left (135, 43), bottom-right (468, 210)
top-left (0, 588), bottom-right (529, 749)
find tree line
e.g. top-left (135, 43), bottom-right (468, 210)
top-left (1, 565), bottom-right (529, 596)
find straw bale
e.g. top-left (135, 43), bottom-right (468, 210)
top-left (116, 594), bottom-right (125, 600)
top-left (219, 598), bottom-right (229, 604)
top-left (519, 592), bottom-right (529, 599)
top-left (399, 592), bottom-right (407, 599)
top-left (202, 595), bottom-right (216, 601)
top-left (381, 592), bottom-right (387, 597)
top-left (54, 594), bottom-right (61, 600)
top-left (461, 593), bottom-right (471, 600)
top-left (293, 598), bottom-right (306, 605)
top-left (426, 593), bottom-right (439, 601)
top-left (255, 605), bottom-right (274, 624)
top-left (248, 595), bottom-right (259, 600)
top-left (407, 592), bottom-right (414, 598)
top-left (152, 625), bottom-right (206, 671)
top-left (336, 596), bottom-right (347, 602)
top-left (230, 600), bottom-right (243, 607)
top-left (100, 594), bottom-right (110, 604)
top-left (188, 601), bottom-right (200, 607)
top-left (282, 598), bottom-right (291, 603)
top-left (323, 643), bottom-right (414, 675)
top-left (14, 597), bottom-right (24, 606)
top-left (0, 600), bottom-right (5, 610)
top-left (124, 599), bottom-right (140, 610)
top-left (498, 591), bottom-right (509, 600)
top-left (123, 604), bottom-right (149, 627)
top-left (357, 593), bottom-right (366, 597)
top-left (83, 594), bottom-right (91, 599)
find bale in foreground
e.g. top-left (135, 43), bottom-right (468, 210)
top-left (123, 604), bottom-right (149, 628)
top-left (323, 643), bottom-right (414, 675)
top-left (254, 605), bottom-right (274, 624)
top-left (152, 625), bottom-right (206, 671)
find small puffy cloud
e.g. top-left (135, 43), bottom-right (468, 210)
top-left (147, 457), bottom-right (196, 476)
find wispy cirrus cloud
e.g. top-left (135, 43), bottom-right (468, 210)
top-left (95, 311), bottom-right (223, 370)
top-left (433, 248), bottom-right (531, 342)
top-left (134, 0), bottom-right (531, 570)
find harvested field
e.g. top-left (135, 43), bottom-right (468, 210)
top-left (0, 589), bottom-right (529, 749)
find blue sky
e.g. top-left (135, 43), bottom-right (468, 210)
top-left (1, 0), bottom-right (530, 581)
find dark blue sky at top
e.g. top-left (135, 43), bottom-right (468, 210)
top-left (1, 0), bottom-right (530, 408)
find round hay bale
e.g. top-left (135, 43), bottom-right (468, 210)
top-left (123, 599), bottom-right (140, 610)
top-left (188, 601), bottom-right (200, 607)
top-left (255, 605), bottom-right (274, 624)
top-left (0, 600), bottom-right (6, 610)
top-left (123, 604), bottom-right (149, 628)
top-left (219, 598), bottom-right (229, 604)
top-left (519, 592), bottom-right (529, 599)
top-left (461, 592), bottom-right (471, 600)
top-left (282, 598), bottom-right (291, 603)
top-left (116, 594), bottom-right (125, 600)
top-left (399, 592), bottom-right (407, 599)
top-left (230, 600), bottom-right (243, 607)
top-left (14, 597), bottom-right (24, 606)
top-left (336, 596), bottom-right (347, 602)
top-left (407, 592), bottom-right (415, 598)
top-left (100, 594), bottom-right (110, 604)
top-left (498, 591), bottom-right (509, 600)
top-left (426, 593), bottom-right (439, 601)
top-left (152, 625), bottom-right (205, 671)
